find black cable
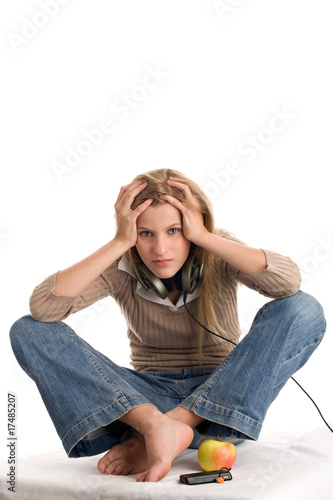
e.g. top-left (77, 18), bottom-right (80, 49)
top-left (183, 292), bottom-right (237, 347)
top-left (291, 376), bottom-right (333, 433)
top-left (183, 291), bottom-right (333, 434)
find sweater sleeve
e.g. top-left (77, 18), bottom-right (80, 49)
top-left (231, 249), bottom-right (301, 298)
top-left (217, 229), bottom-right (301, 298)
top-left (29, 259), bottom-right (125, 322)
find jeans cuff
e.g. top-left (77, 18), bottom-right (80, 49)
top-left (180, 396), bottom-right (262, 441)
top-left (63, 395), bottom-right (157, 457)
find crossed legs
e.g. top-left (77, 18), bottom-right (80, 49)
top-left (10, 291), bottom-right (326, 483)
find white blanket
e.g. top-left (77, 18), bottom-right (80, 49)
top-left (1, 425), bottom-right (332, 500)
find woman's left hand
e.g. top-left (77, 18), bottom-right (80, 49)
top-left (159, 177), bottom-right (208, 245)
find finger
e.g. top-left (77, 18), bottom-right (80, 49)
top-left (125, 181), bottom-right (149, 205)
top-left (114, 183), bottom-right (131, 206)
top-left (134, 197), bottom-right (153, 215)
top-left (166, 178), bottom-right (194, 198)
top-left (114, 182), bottom-right (139, 206)
top-left (128, 180), bottom-right (148, 193)
top-left (166, 178), bottom-right (202, 212)
top-left (168, 176), bottom-right (191, 184)
top-left (115, 181), bottom-right (148, 208)
top-left (159, 194), bottom-right (186, 212)
top-left (119, 180), bottom-right (147, 197)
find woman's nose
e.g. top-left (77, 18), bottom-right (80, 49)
top-left (153, 235), bottom-right (167, 255)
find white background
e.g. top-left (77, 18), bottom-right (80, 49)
top-left (1, 0), bottom-right (332, 460)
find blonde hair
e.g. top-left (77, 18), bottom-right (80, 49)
top-left (125, 168), bottom-right (228, 361)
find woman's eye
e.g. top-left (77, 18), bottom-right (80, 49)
top-left (140, 231), bottom-right (152, 237)
top-left (169, 228), bottom-right (179, 234)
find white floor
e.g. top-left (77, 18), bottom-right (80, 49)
top-left (1, 425), bottom-right (332, 500)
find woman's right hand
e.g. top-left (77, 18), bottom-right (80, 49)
top-left (113, 180), bottom-right (153, 249)
top-left (52, 181), bottom-right (152, 298)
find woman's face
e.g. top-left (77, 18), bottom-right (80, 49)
top-left (135, 203), bottom-right (191, 279)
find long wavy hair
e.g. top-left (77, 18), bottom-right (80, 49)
top-left (125, 168), bottom-right (228, 360)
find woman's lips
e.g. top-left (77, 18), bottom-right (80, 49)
top-left (152, 259), bottom-right (173, 267)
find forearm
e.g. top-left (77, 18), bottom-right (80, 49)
top-left (54, 238), bottom-right (130, 297)
top-left (197, 230), bottom-right (267, 275)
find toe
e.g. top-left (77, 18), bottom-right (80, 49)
top-left (97, 451), bottom-right (114, 474)
top-left (120, 465), bottom-right (133, 476)
top-left (136, 471), bottom-right (148, 482)
top-left (97, 461), bottom-right (107, 474)
top-left (111, 462), bottom-right (128, 475)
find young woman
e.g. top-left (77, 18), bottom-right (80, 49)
top-left (10, 168), bottom-right (326, 483)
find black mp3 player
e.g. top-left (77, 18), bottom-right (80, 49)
top-left (179, 468), bottom-right (232, 485)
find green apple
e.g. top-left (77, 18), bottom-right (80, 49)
top-left (197, 439), bottom-right (237, 471)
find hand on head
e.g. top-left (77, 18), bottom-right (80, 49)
top-left (114, 175), bottom-right (207, 251)
top-left (159, 177), bottom-right (207, 245)
top-left (114, 181), bottom-right (153, 249)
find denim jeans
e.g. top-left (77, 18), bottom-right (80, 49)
top-left (10, 290), bottom-right (326, 458)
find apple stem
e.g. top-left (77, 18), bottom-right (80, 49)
top-left (217, 435), bottom-right (220, 441)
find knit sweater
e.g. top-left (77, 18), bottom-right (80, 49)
top-left (29, 230), bottom-right (301, 371)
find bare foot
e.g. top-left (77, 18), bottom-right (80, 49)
top-left (135, 411), bottom-right (194, 482)
top-left (97, 433), bottom-right (147, 476)
top-left (97, 409), bottom-right (194, 482)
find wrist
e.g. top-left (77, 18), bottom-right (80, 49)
top-left (191, 227), bottom-right (211, 248)
top-left (111, 237), bottom-right (133, 256)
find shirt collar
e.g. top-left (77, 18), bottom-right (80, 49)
top-left (118, 256), bottom-right (200, 311)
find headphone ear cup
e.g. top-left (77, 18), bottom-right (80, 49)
top-left (180, 253), bottom-right (204, 293)
top-left (135, 263), bottom-right (170, 299)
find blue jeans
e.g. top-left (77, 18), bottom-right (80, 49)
top-left (10, 291), bottom-right (326, 458)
